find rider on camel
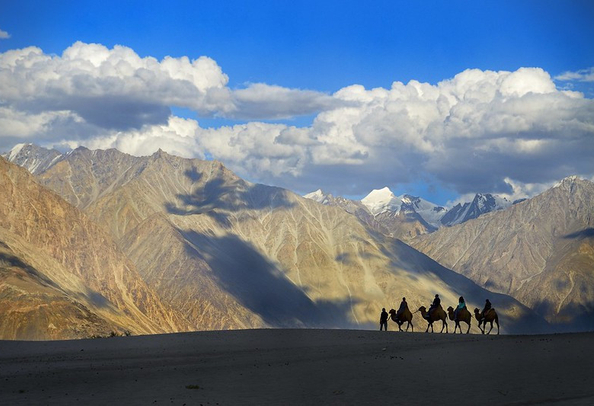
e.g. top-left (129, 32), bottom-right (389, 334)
top-left (453, 296), bottom-right (466, 320)
top-left (426, 294), bottom-right (441, 319)
top-left (481, 299), bottom-right (492, 319)
top-left (396, 297), bottom-right (408, 318)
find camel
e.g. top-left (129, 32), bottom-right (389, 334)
top-left (446, 306), bottom-right (471, 334)
top-left (474, 308), bottom-right (500, 335)
top-left (388, 308), bottom-right (414, 332)
top-left (418, 306), bottom-right (448, 333)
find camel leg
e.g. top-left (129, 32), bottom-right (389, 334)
top-left (486, 321), bottom-right (493, 335)
top-left (466, 321), bottom-right (470, 334)
top-left (496, 319), bottom-right (500, 335)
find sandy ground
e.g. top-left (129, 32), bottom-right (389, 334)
top-left (1, 329), bottom-right (593, 406)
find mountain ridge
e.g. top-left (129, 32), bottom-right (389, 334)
top-left (411, 176), bottom-right (594, 330)
top-left (0, 156), bottom-right (193, 339)
top-left (1, 144), bottom-right (569, 335)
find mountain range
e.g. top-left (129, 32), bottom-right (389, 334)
top-left (1, 144), bottom-right (554, 338)
top-left (305, 175), bottom-right (594, 330)
top-left (411, 176), bottom-right (594, 330)
top-left (305, 186), bottom-right (515, 241)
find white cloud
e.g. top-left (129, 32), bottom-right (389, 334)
top-left (1, 41), bottom-right (593, 200)
top-left (0, 29), bottom-right (9, 39)
top-left (70, 116), bottom-right (204, 159)
top-left (555, 67), bottom-right (594, 82)
top-left (0, 42), bottom-right (332, 131)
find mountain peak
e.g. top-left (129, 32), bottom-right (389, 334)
top-left (152, 148), bottom-right (169, 158)
top-left (7, 143), bottom-right (31, 160)
top-left (304, 189), bottom-right (330, 204)
top-left (361, 187), bottom-right (399, 215)
top-left (2, 143), bottom-right (63, 175)
top-left (555, 175), bottom-right (582, 187)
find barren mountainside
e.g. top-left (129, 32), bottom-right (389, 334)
top-left (0, 157), bottom-right (192, 339)
top-left (6, 146), bottom-right (551, 334)
top-left (412, 177), bottom-right (594, 330)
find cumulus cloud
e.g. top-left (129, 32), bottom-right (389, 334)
top-left (62, 116), bottom-right (203, 159)
top-left (0, 29), bottom-right (9, 39)
top-left (0, 42), bottom-right (332, 132)
top-left (1, 41), bottom-right (593, 200)
top-left (0, 43), bottom-right (232, 130)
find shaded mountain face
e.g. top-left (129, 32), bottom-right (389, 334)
top-left (3, 146), bottom-right (551, 334)
top-left (440, 193), bottom-right (512, 226)
top-left (412, 177), bottom-right (594, 331)
top-left (0, 157), bottom-right (191, 339)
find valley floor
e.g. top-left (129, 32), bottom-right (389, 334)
top-left (0, 329), bottom-right (593, 405)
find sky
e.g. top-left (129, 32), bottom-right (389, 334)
top-left (1, 0), bottom-right (593, 206)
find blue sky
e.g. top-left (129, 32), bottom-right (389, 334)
top-left (1, 1), bottom-right (593, 205)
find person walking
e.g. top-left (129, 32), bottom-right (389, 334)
top-left (380, 308), bottom-right (389, 331)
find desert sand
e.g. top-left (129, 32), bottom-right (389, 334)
top-left (1, 328), bottom-right (593, 405)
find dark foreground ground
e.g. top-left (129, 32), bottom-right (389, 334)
top-left (1, 329), bottom-right (593, 405)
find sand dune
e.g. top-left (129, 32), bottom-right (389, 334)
top-left (1, 329), bottom-right (593, 405)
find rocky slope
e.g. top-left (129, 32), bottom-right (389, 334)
top-left (6, 146), bottom-right (550, 334)
top-left (0, 157), bottom-right (191, 339)
top-left (440, 193), bottom-right (513, 226)
top-left (412, 176), bottom-right (594, 330)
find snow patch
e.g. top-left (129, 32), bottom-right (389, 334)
top-left (8, 143), bottom-right (28, 161)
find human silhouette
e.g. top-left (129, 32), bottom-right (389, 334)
top-left (426, 294), bottom-right (440, 319)
top-left (454, 296), bottom-right (466, 320)
top-left (380, 308), bottom-right (389, 331)
top-left (396, 297), bottom-right (408, 318)
top-left (481, 299), bottom-right (492, 319)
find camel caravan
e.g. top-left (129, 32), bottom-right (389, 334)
top-left (384, 296), bottom-right (499, 335)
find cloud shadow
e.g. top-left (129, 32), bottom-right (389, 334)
top-left (563, 228), bottom-right (594, 239)
top-left (165, 169), bottom-right (296, 227)
top-left (180, 230), bottom-right (358, 329)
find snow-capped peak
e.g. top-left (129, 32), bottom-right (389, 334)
top-left (361, 187), bottom-right (400, 215)
top-left (304, 189), bottom-right (331, 204)
top-left (8, 143), bottom-right (29, 161)
top-left (554, 175), bottom-right (581, 188)
top-left (2, 143), bottom-right (64, 175)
